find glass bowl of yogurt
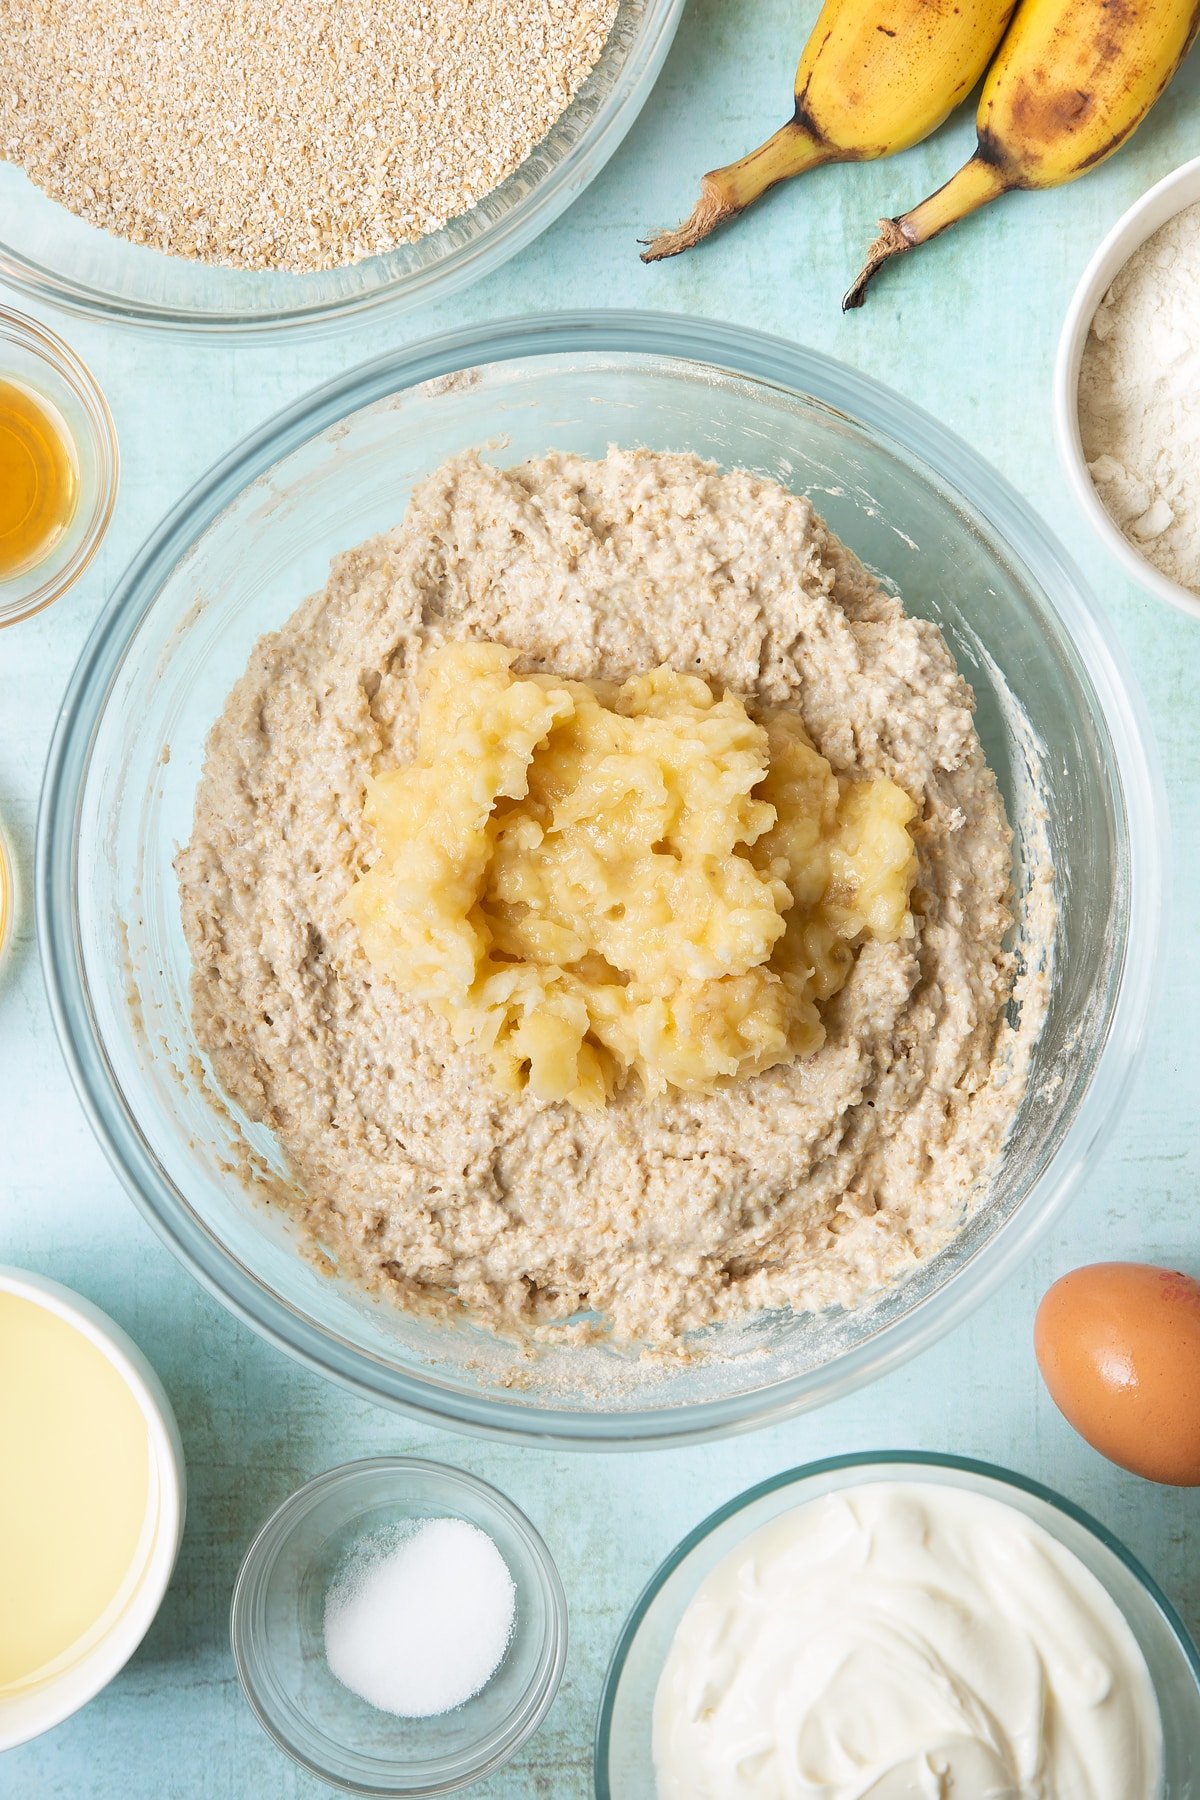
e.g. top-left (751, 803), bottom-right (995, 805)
top-left (595, 1451), bottom-right (1200, 1798)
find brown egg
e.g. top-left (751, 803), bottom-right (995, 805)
top-left (1035, 1262), bottom-right (1200, 1486)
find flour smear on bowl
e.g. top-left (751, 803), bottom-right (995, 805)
top-left (0, 0), bottom-right (618, 271)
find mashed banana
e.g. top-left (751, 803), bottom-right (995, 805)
top-left (345, 642), bottom-right (917, 1107)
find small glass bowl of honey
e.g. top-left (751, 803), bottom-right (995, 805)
top-left (0, 307), bottom-right (118, 627)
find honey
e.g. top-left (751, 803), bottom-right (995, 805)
top-left (0, 379), bottom-right (78, 581)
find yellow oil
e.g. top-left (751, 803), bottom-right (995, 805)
top-left (0, 380), bottom-right (79, 581)
top-left (0, 1293), bottom-right (152, 1689)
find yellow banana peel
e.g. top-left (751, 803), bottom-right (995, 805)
top-left (845, 0), bottom-right (1200, 306)
top-left (641, 0), bottom-right (1018, 262)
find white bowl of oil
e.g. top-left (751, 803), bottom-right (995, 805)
top-left (0, 307), bottom-right (118, 628)
top-left (0, 1267), bottom-right (185, 1749)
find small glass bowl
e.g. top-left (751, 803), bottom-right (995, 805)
top-left (0, 307), bottom-right (118, 627)
top-left (230, 1458), bottom-right (567, 1795)
top-left (595, 1452), bottom-right (1200, 1798)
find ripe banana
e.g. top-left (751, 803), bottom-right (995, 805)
top-left (844, 0), bottom-right (1200, 306)
top-left (641, 0), bottom-right (1018, 263)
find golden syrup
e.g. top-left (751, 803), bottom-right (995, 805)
top-left (0, 1293), bottom-right (152, 1689)
top-left (0, 380), bottom-right (79, 580)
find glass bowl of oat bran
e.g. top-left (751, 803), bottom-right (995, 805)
top-left (0, 0), bottom-right (683, 336)
top-left (38, 313), bottom-right (1162, 1447)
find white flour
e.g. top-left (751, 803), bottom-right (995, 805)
top-left (1078, 200), bottom-right (1200, 596)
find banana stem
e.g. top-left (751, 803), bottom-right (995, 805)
top-left (842, 154), bottom-right (1011, 309)
top-left (642, 119), bottom-right (831, 263)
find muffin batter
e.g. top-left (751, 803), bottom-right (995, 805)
top-left (177, 449), bottom-right (1043, 1345)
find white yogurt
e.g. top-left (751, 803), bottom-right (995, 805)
top-left (653, 1482), bottom-right (1162, 1799)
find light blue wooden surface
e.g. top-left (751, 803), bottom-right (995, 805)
top-left (3, 4), bottom-right (1199, 1793)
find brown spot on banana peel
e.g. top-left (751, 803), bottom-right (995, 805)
top-left (1000, 0), bottom-right (1200, 169)
top-left (1006, 78), bottom-right (1095, 139)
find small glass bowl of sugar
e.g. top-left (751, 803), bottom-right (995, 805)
top-left (231, 1458), bottom-right (567, 1794)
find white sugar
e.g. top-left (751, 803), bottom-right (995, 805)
top-left (323, 1518), bottom-right (516, 1718)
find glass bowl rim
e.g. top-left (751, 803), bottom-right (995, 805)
top-left (0, 304), bottom-right (120, 626)
top-left (593, 1448), bottom-right (1200, 1797)
top-left (230, 1455), bottom-right (568, 1796)
top-left (36, 308), bottom-right (1166, 1448)
top-left (0, 0), bottom-right (686, 341)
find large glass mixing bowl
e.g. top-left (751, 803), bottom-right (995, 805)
top-left (0, 0), bottom-right (682, 337)
top-left (38, 313), bottom-right (1163, 1447)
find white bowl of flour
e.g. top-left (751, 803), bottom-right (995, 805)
top-left (1055, 154), bottom-right (1200, 621)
